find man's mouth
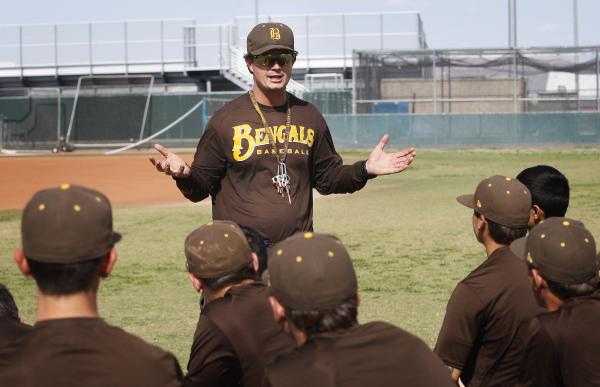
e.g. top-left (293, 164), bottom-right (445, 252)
top-left (268, 74), bottom-right (284, 82)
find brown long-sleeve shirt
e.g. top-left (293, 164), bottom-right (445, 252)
top-left (176, 93), bottom-right (371, 243)
top-left (0, 317), bottom-right (183, 387)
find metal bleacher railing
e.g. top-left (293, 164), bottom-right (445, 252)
top-left (0, 12), bottom-right (427, 80)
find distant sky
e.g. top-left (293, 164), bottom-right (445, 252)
top-left (1, 0), bottom-right (599, 48)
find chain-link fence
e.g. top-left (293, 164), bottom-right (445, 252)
top-left (353, 46), bottom-right (600, 114)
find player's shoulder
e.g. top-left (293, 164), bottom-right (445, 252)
top-left (359, 321), bottom-right (428, 348)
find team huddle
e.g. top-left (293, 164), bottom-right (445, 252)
top-left (1, 21), bottom-right (599, 387)
top-left (1, 165), bottom-right (598, 387)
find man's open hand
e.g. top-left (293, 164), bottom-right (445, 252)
top-left (365, 134), bottom-right (416, 176)
top-left (149, 144), bottom-right (191, 178)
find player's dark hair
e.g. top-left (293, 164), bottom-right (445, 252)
top-left (26, 257), bottom-right (104, 296)
top-left (0, 283), bottom-right (20, 321)
top-left (546, 276), bottom-right (599, 300)
top-left (240, 225), bottom-right (268, 275)
top-left (200, 260), bottom-right (257, 292)
top-left (475, 211), bottom-right (528, 245)
top-left (284, 296), bottom-right (358, 336)
top-left (516, 165), bottom-right (570, 217)
top-left (487, 218), bottom-right (527, 245)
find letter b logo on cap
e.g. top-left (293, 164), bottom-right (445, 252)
top-left (270, 28), bottom-right (281, 40)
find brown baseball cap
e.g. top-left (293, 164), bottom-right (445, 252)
top-left (457, 175), bottom-right (531, 228)
top-left (21, 184), bottom-right (121, 263)
top-left (247, 22), bottom-right (295, 55)
top-left (267, 232), bottom-right (357, 311)
top-left (511, 217), bottom-right (598, 284)
top-left (185, 220), bottom-right (252, 278)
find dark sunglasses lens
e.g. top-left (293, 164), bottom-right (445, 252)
top-left (279, 54), bottom-right (294, 65)
top-left (255, 54), bottom-right (295, 67)
top-left (255, 55), bottom-right (273, 67)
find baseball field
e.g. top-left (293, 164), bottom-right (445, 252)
top-left (1, 148), bottom-right (599, 365)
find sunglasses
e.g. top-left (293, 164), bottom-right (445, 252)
top-left (252, 52), bottom-right (297, 67)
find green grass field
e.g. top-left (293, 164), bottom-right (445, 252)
top-left (1, 149), bottom-right (600, 367)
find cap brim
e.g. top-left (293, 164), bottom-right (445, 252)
top-left (456, 194), bottom-right (474, 209)
top-left (250, 45), bottom-right (296, 55)
top-left (509, 235), bottom-right (527, 260)
top-left (111, 232), bottom-right (122, 245)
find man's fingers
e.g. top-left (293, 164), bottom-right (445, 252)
top-left (397, 147), bottom-right (416, 157)
top-left (154, 143), bottom-right (170, 158)
top-left (178, 165), bottom-right (185, 176)
top-left (164, 161), bottom-right (171, 175)
top-left (376, 134), bottom-right (390, 151)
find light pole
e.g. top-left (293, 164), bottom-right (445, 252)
top-left (574, 0), bottom-right (580, 111)
top-left (255, 0), bottom-right (259, 24)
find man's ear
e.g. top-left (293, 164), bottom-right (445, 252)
top-left (531, 268), bottom-right (546, 291)
top-left (188, 273), bottom-right (202, 293)
top-left (14, 248), bottom-right (32, 277)
top-left (99, 248), bottom-right (117, 278)
top-left (269, 296), bottom-right (286, 323)
top-left (245, 56), bottom-right (254, 74)
top-left (477, 214), bottom-right (487, 231)
top-left (251, 252), bottom-right (259, 273)
top-left (532, 205), bottom-right (545, 223)
top-left (355, 292), bottom-right (361, 307)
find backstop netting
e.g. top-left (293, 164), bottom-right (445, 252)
top-left (353, 46), bottom-right (600, 114)
top-left (65, 75), bottom-right (154, 148)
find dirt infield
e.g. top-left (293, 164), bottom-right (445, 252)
top-left (0, 153), bottom-right (198, 210)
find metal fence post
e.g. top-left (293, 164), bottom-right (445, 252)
top-left (596, 48), bottom-right (600, 112)
top-left (351, 50), bottom-right (356, 115)
top-left (219, 25), bottom-right (223, 71)
top-left (432, 51), bottom-right (437, 113)
top-left (379, 13), bottom-right (384, 50)
top-left (88, 23), bottom-right (93, 74)
top-left (19, 25), bottom-right (23, 78)
top-left (54, 24), bottom-right (59, 77)
top-left (124, 21), bottom-right (129, 74)
top-left (512, 48), bottom-right (518, 112)
top-left (305, 16), bottom-right (310, 71)
top-left (160, 20), bottom-right (165, 74)
top-left (57, 88), bottom-right (62, 144)
top-left (342, 15), bottom-right (347, 68)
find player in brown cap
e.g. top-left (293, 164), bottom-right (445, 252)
top-left (0, 184), bottom-right (182, 387)
top-left (434, 175), bottom-right (543, 386)
top-left (0, 283), bottom-right (32, 347)
top-left (516, 165), bottom-right (570, 228)
top-left (511, 218), bottom-right (600, 387)
top-left (265, 232), bottom-right (455, 387)
top-left (150, 22), bottom-right (416, 246)
top-left (183, 220), bottom-right (294, 387)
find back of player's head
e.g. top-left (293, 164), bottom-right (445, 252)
top-left (21, 184), bottom-right (121, 295)
top-left (457, 176), bottom-right (531, 245)
top-left (185, 220), bottom-right (256, 290)
top-left (0, 283), bottom-right (20, 321)
top-left (268, 232), bottom-right (358, 335)
top-left (516, 165), bottom-right (569, 218)
top-left (511, 217), bottom-right (599, 300)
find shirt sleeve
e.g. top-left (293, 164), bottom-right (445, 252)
top-left (184, 316), bottom-right (241, 387)
top-left (434, 282), bottom-right (485, 370)
top-left (175, 116), bottom-right (228, 202)
top-left (517, 317), bottom-right (562, 387)
top-left (311, 118), bottom-right (372, 195)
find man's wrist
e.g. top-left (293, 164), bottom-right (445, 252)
top-left (361, 160), bottom-right (376, 180)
